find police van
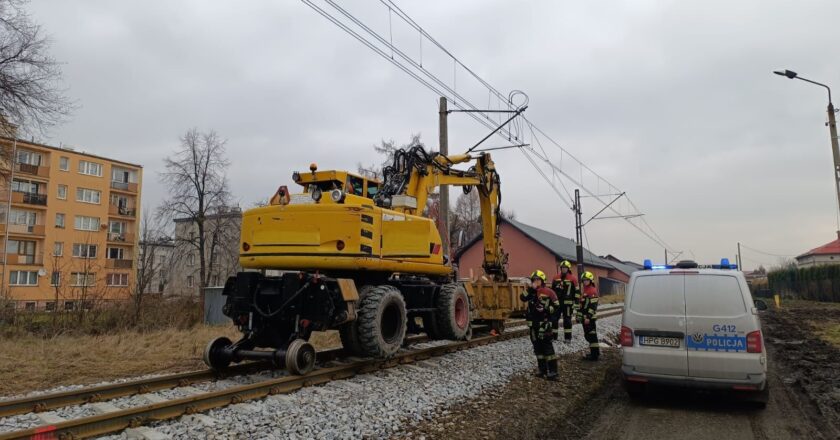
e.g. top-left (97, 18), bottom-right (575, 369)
top-left (620, 259), bottom-right (769, 406)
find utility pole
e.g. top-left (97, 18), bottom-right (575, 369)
top-left (773, 70), bottom-right (840, 227)
top-left (438, 97), bottom-right (450, 256)
top-left (737, 242), bottom-right (743, 270)
top-left (664, 249), bottom-right (668, 265)
top-left (574, 189), bottom-right (585, 279)
top-left (828, 101), bottom-right (840, 228)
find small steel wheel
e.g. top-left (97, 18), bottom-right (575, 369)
top-left (285, 339), bottom-right (316, 375)
top-left (203, 336), bottom-right (232, 370)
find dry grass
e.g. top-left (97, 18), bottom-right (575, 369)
top-left (600, 293), bottom-right (625, 304)
top-left (815, 323), bottom-right (840, 348)
top-left (0, 325), bottom-right (347, 397)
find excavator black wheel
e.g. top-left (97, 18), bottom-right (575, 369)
top-left (435, 283), bottom-right (471, 340)
top-left (357, 285), bottom-right (407, 358)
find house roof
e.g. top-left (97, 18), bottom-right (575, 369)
top-left (455, 217), bottom-right (627, 272)
top-left (797, 237), bottom-right (840, 259)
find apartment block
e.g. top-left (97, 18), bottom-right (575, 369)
top-left (0, 137), bottom-right (142, 311)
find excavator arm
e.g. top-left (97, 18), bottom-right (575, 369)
top-left (375, 146), bottom-right (508, 281)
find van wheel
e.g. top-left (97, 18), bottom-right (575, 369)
top-left (748, 383), bottom-right (769, 409)
top-left (435, 284), bottom-right (470, 340)
top-left (623, 380), bottom-right (646, 399)
top-left (357, 285), bottom-right (407, 358)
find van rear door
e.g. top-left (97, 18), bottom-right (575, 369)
top-left (684, 274), bottom-right (759, 380)
top-left (623, 273), bottom-right (688, 376)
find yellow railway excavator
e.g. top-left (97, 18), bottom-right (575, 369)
top-left (203, 145), bottom-right (527, 374)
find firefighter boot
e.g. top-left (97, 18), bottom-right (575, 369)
top-left (583, 346), bottom-right (600, 361)
top-left (535, 359), bottom-right (547, 377)
top-left (545, 359), bottom-right (559, 381)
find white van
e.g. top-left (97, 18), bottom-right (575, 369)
top-left (620, 260), bottom-right (769, 406)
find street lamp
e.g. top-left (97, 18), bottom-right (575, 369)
top-left (774, 69), bottom-right (840, 228)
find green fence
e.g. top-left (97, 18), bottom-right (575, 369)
top-left (767, 265), bottom-right (840, 302)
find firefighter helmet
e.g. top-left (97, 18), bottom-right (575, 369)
top-left (559, 260), bottom-right (572, 270)
top-left (530, 270), bottom-right (547, 283)
top-left (582, 271), bottom-right (595, 282)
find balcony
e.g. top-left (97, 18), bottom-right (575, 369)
top-left (110, 181), bottom-right (138, 193)
top-left (1, 253), bottom-right (44, 265)
top-left (14, 162), bottom-right (50, 178)
top-left (6, 223), bottom-right (45, 236)
top-left (11, 191), bottom-right (47, 207)
top-left (106, 258), bottom-right (133, 269)
top-left (107, 232), bottom-right (135, 244)
top-left (108, 204), bottom-right (136, 217)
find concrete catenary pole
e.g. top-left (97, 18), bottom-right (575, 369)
top-left (737, 242), bottom-right (743, 269)
top-left (827, 102), bottom-right (840, 229)
top-left (439, 97), bottom-right (450, 256)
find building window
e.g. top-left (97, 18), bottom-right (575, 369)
top-left (55, 213), bottom-right (65, 228)
top-left (57, 184), bottom-right (67, 200)
top-left (188, 253), bottom-right (195, 266)
top-left (72, 243), bottom-right (98, 258)
top-left (50, 271), bottom-right (61, 286)
top-left (45, 301), bottom-right (56, 312)
top-left (107, 247), bottom-right (125, 259)
top-left (16, 150), bottom-right (42, 166)
top-left (70, 272), bottom-right (95, 287)
top-left (10, 270), bottom-right (38, 286)
top-left (24, 302), bottom-right (36, 311)
top-left (78, 160), bottom-right (103, 177)
top-left (64, 301), bottom-right (75, 311)
top-left (109, 221), bottom-right (125, 234)
top-left (59, 156), bottom-right (69, 171)
top-left (9, 209), bottom-right (36, 226)
top-left (74, 215), bottom-right (100, 231)
top-left (106, 273), bottom-right (128, 286)
top-left (187, 275), bottom-right (194, 288)
top-left (76, 188), bottom-right (101, 204)
top-left (53, 242), bottom-right (63, 256)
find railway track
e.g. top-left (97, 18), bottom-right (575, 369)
top-left (0, 306), bottom-right (622, 440)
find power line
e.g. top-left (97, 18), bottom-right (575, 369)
top-left (301, 0), bottom-right (677, 254)
top-left (740, 243), bottom-right (795, 258)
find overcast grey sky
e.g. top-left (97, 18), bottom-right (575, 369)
top-left (27, 0), bottom-right (840, 269)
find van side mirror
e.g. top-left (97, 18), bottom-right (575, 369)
top-left (754, 299), bottom-right (768, 311)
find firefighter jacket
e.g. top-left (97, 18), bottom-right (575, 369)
top-left (577, 284), bottom-right (599, 322)
top-left (551, 273), bottom-right (578, 305)
top-left (521, 286), bottom-right (560, 337)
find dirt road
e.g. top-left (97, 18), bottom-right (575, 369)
top-left (398, 303), bottom-right (838, 440)
top-left (585, 304), bottom-right (838, 440)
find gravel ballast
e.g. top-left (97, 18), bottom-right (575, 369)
top-left (98, 316), bottom-right (622, 439)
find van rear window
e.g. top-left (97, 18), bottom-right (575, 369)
top-left (630, 275), bottom-right (685, 316)
top-left (685, 275), bottom-right (745, 317)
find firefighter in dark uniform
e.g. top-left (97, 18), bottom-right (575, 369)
top-left (520, 270), bottom-right (561, 379)
top-left (577, 271), bottom-right (600, 361)
top-left (550, 260), bottom-right (578, 343)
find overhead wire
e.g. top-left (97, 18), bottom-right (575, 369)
top-left (302, 0), bottom-right (677, 255)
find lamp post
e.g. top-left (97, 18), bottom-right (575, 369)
top-left (774, 69), bottom-right (840, 226)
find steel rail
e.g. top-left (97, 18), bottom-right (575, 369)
top-left (0, 309), bottom-right (623, 440)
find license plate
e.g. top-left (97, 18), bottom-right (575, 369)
top-left (639, 336), bottom-right (681, 348)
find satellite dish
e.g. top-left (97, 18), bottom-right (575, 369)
top-left (38, 268), bottom-right (46, 276)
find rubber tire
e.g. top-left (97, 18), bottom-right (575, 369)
top-left (339, 321), bottom-right (363, 356)
top-left (357, 285), bottom-right (407, 358)
top-left (748, 383), bottom-right (769, 409)
top-left (623, 380), bottom-right (646, 399)
top-left (435, 283), bottom-right (470, 340)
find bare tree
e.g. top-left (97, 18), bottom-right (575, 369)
top-left (0, 0), bottom-right (72, 135)
top-left (134, 209), bottom-right (173, 320)
top-left (356, 135), bottom-right (420, 180)
top-left (158, 129), bottom-right (231, 295)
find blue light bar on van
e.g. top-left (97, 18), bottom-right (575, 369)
top-left (642, 259), bottom-right (674, 270)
